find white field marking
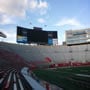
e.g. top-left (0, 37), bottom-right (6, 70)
top-left (4, 72), bottom-right (12, 88)
top-left (13, 83), bottom-right (17, 90)
top-left (0, 78), bottom-right (4, 84)
top-left (0, 71), bottom-right (6, 84)
top-left (13, 73), bottom-right (18, 90)
top-left (7, 72), bottom-right (12, 82)
top-left (16, 73), bottom-right (24, 90)
top-left (13, 73), bottom-right (16, 83)
top-left (18, 78), bottom-right (24, 90)
top-left (76, 74), bottom-right (90, 77)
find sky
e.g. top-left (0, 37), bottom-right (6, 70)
top-left (0, 0), bottom-right (89, 44)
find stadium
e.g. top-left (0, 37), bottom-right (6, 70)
top-left (0, 27), bottom-right (90, 90)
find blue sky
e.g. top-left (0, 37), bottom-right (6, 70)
top-left (0, 0), bottom-right (89, 44)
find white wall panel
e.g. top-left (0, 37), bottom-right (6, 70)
top-left (85, 52), bottom-right (90, 61)
top-left (64, 53), bottom-right (71, 62)
top-left (87, 44), bottom-right (90, 50)
top-left (1, 42), bottom-right (90, 64)
top-left (79, 45), bottom-right (86, 51)
top-left (71, 46), bottom-right (79, 52)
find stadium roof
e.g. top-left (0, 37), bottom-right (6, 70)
top-left (0, 32), bottom-right (7, 38)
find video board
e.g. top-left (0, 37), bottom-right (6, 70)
top-left (47, 31), bottom-right (57, 38)
top-left (17, 26), bottom-right (58, 45)
top-left (17, 26), bottom-right (48, 44)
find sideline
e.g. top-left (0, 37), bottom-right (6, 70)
top-left (76, 74), bottom-right (90, 77)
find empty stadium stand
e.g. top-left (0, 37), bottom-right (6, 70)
top-left (0, 41), bottom-right (90, 90)
top-left (0, 42), bottom-right (90, 67)
top-left (0, 46), bottom-right (45, 90)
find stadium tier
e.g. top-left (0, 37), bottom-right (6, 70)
top-left (0, 42), bottom-right (90, 67)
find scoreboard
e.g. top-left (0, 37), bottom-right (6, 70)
top-left (27, 30), bottom-right (48, 44)
top-left (17, 26), bottom-right (58, 45)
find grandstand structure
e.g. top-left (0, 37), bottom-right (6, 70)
top-left (0, 43), bottom-right (46, 90)
top-left (0, 27), bottom-right (90, 89)
top-left (0, 42), bottom-right (90, 67)
top-left (66, 28), bottom-right (90, 45)
top-left (0, 41), bottom-right (90, 90)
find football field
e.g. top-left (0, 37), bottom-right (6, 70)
top-left (33, 66), bottom-right (90, 90)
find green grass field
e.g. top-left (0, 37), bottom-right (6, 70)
top-left (33, 66), bottom-right (90, 90)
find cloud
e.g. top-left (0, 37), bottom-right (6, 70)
top-left (28, 0), bottom-right (37, 9)
top-left (0, 29), bottom-right (16, 43)
top-left (0, 0), bottom-right (27, 25)
top-left (0, 0), bottom-right (48, 16)
top-left (28, 0), bottom-right (48, 15)
top-left (0, 0), bottom-right (27, 17)
top-left (0, 0), bottom-right (48, 25)
top-left (37, 18), bottom-right (45, 23)
top-left (55, 18), bottom-right (85, 29)
top-left (0, 14), bottom-right (15, 25)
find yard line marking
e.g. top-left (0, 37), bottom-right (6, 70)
top-left (13, 83), bottom-right (17, 90)
top-left (0, 78), bottom-right (4, 84)
top-left (18, 78), bottom-right (24, 90)
top-left (76, 74), bottom-right (90, 77)
top-left (13, 73), bottom-right (18, 90)
top-left (4, 72), bottom-right (12, 89)
top-left (13, 73), bottom-right (16, 83)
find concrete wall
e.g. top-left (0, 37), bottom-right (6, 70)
top-left (0, 42), bottom-right (90, 64)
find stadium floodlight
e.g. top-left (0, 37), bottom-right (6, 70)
top-left (0, 32), bottom-right (7, 38)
